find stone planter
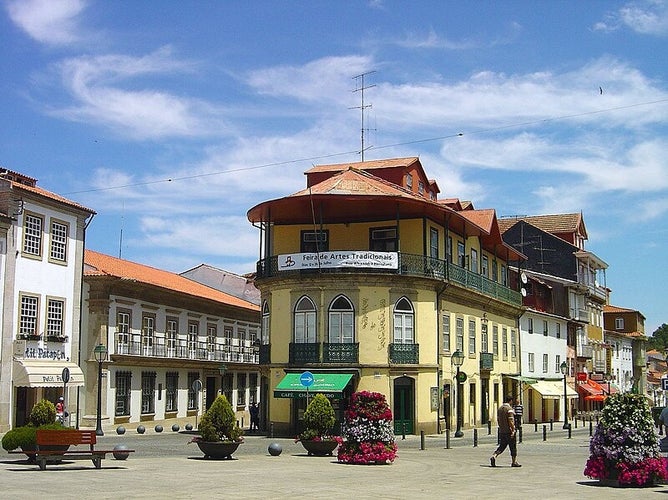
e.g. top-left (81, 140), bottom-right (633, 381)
top-left (300, 440), bottom-right (339, 456)
top-left (195, 441), bottom-right (241, 460)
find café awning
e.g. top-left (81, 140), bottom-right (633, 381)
top-left (274, 373), bottom-right (353, 399)
top-left (13, 360), bottom-right (85, 388)
top-left (529, 380), bottom-right (578, 400)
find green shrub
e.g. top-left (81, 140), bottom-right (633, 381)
top-left (199, 395), bottom-right (243, 442)
top-left (301, 394), bottom-right (336, 439)
top-left (1, 423), bottom-right (66, 451)
top-left (29, 399), bottom-right (56, 427)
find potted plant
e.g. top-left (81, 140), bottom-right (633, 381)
top-left (190, 394), bottom-right (243, 459)
top-left (337, 391), bottom-right (397, 465)
top-left (584, 393), bottom-right (668, 487)
top-left (2, 399), bottom-right (68, 462)
top-left (296, 393), bottom-right (340, 456)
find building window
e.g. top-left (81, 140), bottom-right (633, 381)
top-left (188, 321), bottom-right (199, 358)
top-left (481, 256), bottom-right (489, 278)
top-left (555, 354), bottom-right (561, 373)
top-left (187, 372), bottom-right (199, 410)
top-left (442, 313), bottom-right (451, 352)
top-left (249, 373), bottom-right (258, 403)
top-left (527, 317), bottom-right (533, 334)
top-left (166, 372), bottom-right (178, 412)
top-left (492, 260), bottom-right (498, 282)
top-left (49, 219), bottom-right (69, 263)
top-left (328, 295), bottom-right (354, 343)
top-left (543, 320), bottom-right (548, 336)
top-left (502, 327), bottom-right (508, 360)
top-left (370, 226), bottom-right (397, 252)
top-left (393, 297), bottom-right (414, 344)
top-left (46, 298), bottom-right (65, 338)
top-left (468, 319), bottom-right (476, 355)
top-left (207, 323), bottom-right (217, 353)
top-left (300, 230), bottom-right (329, 253)
top-left (23, 212), bottom-right (43, 257)
top-left (470, 249), bottom-right (478, 273)
top-left (446, 236), bottom-right (453, 263)
top-left (492, 325), bottom-right (499, 358)
top-left (406, 173), bottom-right (413, 189)
top-left (222, 373), bottom-right (233, 404)
top-left (141, 372), bottom-right (156, 414)
top-left (115, 371), bottom-right (132, 416)
top-left (418, 180), bottom-right (425, 195)
top-left (556, 323), bottom-right (561, 339)
top-left (456, 317), bottom-right (464, 352)
top-left (481, 321), bottom-right (489, 353)
top-left (543, 354), bottom-right (549, 373)
top-left (142, 314), bottom-right (155, 356)
top-left (510, 329), bottom-right (517, 360)
top-left (615, 317), bottom-right (624, 330)
top-left (116, 310), bottom-right (131, 354)
top-left (237, 373), bottom-right (247, 406)
top-left (457, 242), bottom-right (466, 268)
top-left (528, 353), bottom-right (535, 372)
top-left (166, 317), bottom-right (178, 357)
top-left (430, 228), bottom-right (439, 258)
top-left (262, 301), bottom-right (270, 344)
top-left (294, 296), bottom-right (317, 343)
top-left (501, 264), bottom-right (507, 286)
top-left (19, 294), bottom-right (39, 338)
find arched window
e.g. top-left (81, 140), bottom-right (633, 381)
top-left (294, 296), bottom-right (316, 343)
top-left (328, 295), bottom-right (354, 343)
top-left (261, 301), bottom-right (270, 344)
top-left (393, 297), bottom-right (414, 344)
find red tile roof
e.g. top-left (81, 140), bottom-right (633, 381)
top-left (84, 250), bottom-right (259, 312)
top-left (1, 176), bottom-right (96, 215)
top-left (305, 157), bottom-right (421, 174)
top-left (498, 213), bottom-right (586, 239)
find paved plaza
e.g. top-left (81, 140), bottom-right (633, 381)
top-left (1, 424), bottom-right (665, 499)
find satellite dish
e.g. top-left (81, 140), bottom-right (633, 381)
top-left (520, 272), bottom-right (528, 284)
top-left (521, 288), bottom-right (527, 297)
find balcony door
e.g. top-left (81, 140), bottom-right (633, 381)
top-left (393, 376), bottom-right (414, 435)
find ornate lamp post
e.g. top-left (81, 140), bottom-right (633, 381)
top-left (94, 343), bottom-right (108, 436)
top-left (560, 360), bottom-right (569, 429)
top-left (452, 349), bottom-right (465, 437)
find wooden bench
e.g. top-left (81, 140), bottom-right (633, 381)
top-left (15, 430), bottom-right (134, 470)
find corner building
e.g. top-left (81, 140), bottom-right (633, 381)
top-left (247, 158), bottom-right (524, 436)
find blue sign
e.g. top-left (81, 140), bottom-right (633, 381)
top-left (300, 371), bottom-right (314, 387)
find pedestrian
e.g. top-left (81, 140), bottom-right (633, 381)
top-left (490, 395), bottom-right (521, 468)
top-left (249, 402), bottom-right (260, 431)
top-left (513, 398), bottom-right (523, 429)
top-left (55, 396), bottom-right (65, 424)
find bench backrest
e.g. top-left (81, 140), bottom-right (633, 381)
top-left (36, 429), bottom-right (97, 446)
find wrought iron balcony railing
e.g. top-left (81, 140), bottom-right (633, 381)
top-left (323, 343), bottom-right (359, 363)
top-left (389, 343), bottom-right (419, 364)
top-left (113, 339), bottom-right (259, 364)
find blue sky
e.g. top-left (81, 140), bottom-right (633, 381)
top-left (1, 1), bottom-right (667, 334)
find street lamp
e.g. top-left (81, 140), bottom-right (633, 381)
top-left (94, 343), bottom-right (108, 436)
top-left (560, 360), bottom-right (569, 429)
top-left (452, 349), bottom-right (465, 438)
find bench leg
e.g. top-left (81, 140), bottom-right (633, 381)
top-left (92, 456), bottom-right (102, 469)
top-left (38, 458), bottom-right (47, 471)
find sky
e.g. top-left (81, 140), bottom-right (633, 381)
top-left (1, 0), bottom-right (667, 335)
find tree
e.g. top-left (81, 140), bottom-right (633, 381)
top-left (648, 324), bottom-right (668, 352)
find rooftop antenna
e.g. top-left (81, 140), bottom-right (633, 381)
top-left (351, 71), bottom-right (376, 161)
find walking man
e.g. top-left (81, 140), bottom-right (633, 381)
top-left (490, 395), bottom-right (521, 468)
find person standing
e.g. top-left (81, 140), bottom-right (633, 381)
top-left (249, 402), bottom-right (260, 431)
top-left (513, 398), bottom-right (523, 429)
top-left (490, 395), bottom-right (521, 468)
top-left (55, 396), bottom-right (65, 424)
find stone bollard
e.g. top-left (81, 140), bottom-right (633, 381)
top-left (589, 421), bottom-right (593, 436)
top-left (488, 420), bottom-right (492, 435)
top-left (549, 419), bottom-right (553, 431)
top-left (445, 429), bottom-right (451, 450)
top-left (420, 430), bottom-right (425, 450)
top-left (473, 428), bottom-right (478, 448)
top-left (542, 425), bottom-right (547, 441)
top-left (567, 423), bottom-right (572, 439)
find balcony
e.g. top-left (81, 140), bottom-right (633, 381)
top-left (289, 342), bottom-right (320, 364)
top-left (570, 308), bottom-right (589, 322)
top-left (114, 339), bottom-right (259, 364)
top-left (480, 352), bottom-right (494, 371)
top-left (389, 343), bottom-right (419, 364)
top-left (256, 252), bottom-right (522, 307)
top-left (578, 344), bottom-right (593, 359)
top-left (323, 343), bottom-right (359, 363)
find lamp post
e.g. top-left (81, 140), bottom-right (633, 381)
top-left (94, 343), bottom-right (108, 436)
top-left (452, 349), bottom-right (465, 437)
top-left (560, 360), bottom-right (569, 429)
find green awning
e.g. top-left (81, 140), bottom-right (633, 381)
top-left (274, 373), bottom-right (353, 399)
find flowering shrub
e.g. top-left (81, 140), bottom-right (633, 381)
top-left (338, 391), bottom-right (397, 465)
top-left (584, 393), bottom-right (668, 486)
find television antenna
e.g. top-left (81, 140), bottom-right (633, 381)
top-left (351, 71), bottom-right (376, 161)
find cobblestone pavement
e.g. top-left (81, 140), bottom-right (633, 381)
top-left (1, 424), bottom-right (664, 499)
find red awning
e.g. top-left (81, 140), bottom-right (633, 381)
top-left (585, 394), bottom-right (606, 402)
top-left (577, 381), bottom-right (603, 397)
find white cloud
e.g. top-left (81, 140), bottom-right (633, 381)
top-left (595, 0), bottom-right (668, 36)
top-left (6, 0), bottom-right (86, 46)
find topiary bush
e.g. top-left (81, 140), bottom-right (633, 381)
top-left (299, 394), bottom-right (336, 441)
top-left (198, 395), bottom-right (243, 443)
top-left (2, 423), bottom-right (66, 451)
top-left (29, 399), bottom-right (56, 427)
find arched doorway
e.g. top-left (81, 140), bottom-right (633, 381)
top-left (393, 376), bottom-right (414, 434)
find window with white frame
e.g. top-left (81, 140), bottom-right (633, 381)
top-left (166, 317), bottom-right (178, 356)
top-left (115, 371), bottom-right (131, 416)
top-left (262, 301), bottom-right (270, 344)
top-left (543, 320), bottom-right (548, 336)
top-left (393, 297), bottom-right (414, 344)
top-left (470, 249), bottom-right (478, 273)
top-left (117, 309), bottom-right (131, 353)
top-left (19, 294), bottom-right (39, 338)
top-left (46, 298), bottom-right (64, 338)
top-left (456, 317), bottom-right (464, 352)
top-left (457, 242), bottom-right (466, 268)
top-left (207, 323), bottom-right (217, 353)
top-left (166, 372), bottom-right (178, 412)
top-left (141, 371), bottom-right (156, 414)
top-left (528, 352), bottom-right (535, 372)
top-left (442, 313), bottom-right (451, 352)
top-left (294, 296), bottom-right (317, 343)
top-left (23, 212), bottom-right (43, 257)
top-left (615, 317), bottom-right (624, 330)
top-left (510, 329), bottom-right (517, 360)
top-left (142, 314), bottom-right (155, 356)
top-left (492, 325), bottom-right (499, 357)
top-left (430, 228), bottom-right (439, 258)
top-left (237, 373), bottom-right (246, 406)
top-left (329, 295), bottom-right (354, 343)
top-left (187, 372), bottom-right (199, 410)
top-left (502, 327), bottom-right (508, 360)
top-left (543, 353), bottom-right (549, 373)
top-left (188, 321), bottom-right (199, 357)
top-left (501, 264), bottom-right (507, 286)
top-left (49, 219), bottom-right (68, 263)
top-left (481, 321), bottom-right (488, 353)
top-left (468, 319), bottom-right (476, 355)
top-left (555, 354), bottom-right (561, 373)
top-left (556, 323), bottom-right (561, 339)
top-left (527, 317), bottom-right (533, 334)
top-left (481, 255), bottom-right (489, 277)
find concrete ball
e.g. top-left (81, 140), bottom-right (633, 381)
top-left (137, 425), bottom-right (146, 434)
top-left (116, 426), bottom-right (126, 435)
top-left (268, 442), bottom-right (282, 456)
top-left (155, 425), bottom-right (163, 433)
top-left (113, 444), bottom-right (131, 460)
top-left (172, 424), bottom-right (180, 432)
top-left (185, 423), bottom-right (193, 431)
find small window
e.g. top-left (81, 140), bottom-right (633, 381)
top-left (615, 317), bottom-right (624, 330)
top-left (23, 212), bottom-right (43, 257)
top-left (301, 230), bottom-right (328, 253)
top-left (481, 256), bottom-right (489, 278)
top-left (442, 313), bottom-right (451, 352)
top-left (418, 180), bottom-right (425, 195)
top-left (328, 295), bottom-right (354, 343)
top-left (46, 298), bottom-right (65, 338)
top-left (49, 219), bottom-right (69, 263)
top-left (115, 371), bottom-right (132, 416)
top-left (542, 354), bottom-right (548, 373)
top-left (555, 354), bottom-right (561, 373)
top-left (141, 371), bottom-right (157, 414)
top-left (370, 227), bottom-right (397, 252)
top-left (262, 301), bottom-right (270, 344)
top-left (527, 317), bottom-right (533, 334)
top-left (457, 242), bottom-right (466, 268)
top-left (294, 296), bottom-right (317, 343)
top-left (430, 228), bottom-right (439, 257)
top-left (19, 294), bottom-right (39, 338)
top-left (556, 323), bottom-right (561, 339)
top-left (456, 317), bottom-right (464, 352)
top-left (393, 297), bottom-right (414, 344)
top-left (406, 173), bottom-right (413, 189)
top-left (543, 320), bottom-right (548, 336)
top-left (470, 249), bottom-right (478, 273)
top-left (468, 319), bottom-right (476, 355)
top-left (528, 352), bottom-right (535, 372)
top-left (187, 372), bottom-right (199, 410)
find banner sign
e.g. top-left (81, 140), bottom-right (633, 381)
top-left (278, 251), bottom-right (398, 271)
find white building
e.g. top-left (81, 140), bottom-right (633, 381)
top-left (0, 169), bottom-right (95, 431)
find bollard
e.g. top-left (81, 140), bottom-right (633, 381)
top-left (542, 425), bottom-right (547, 441)
top-left (270, 422), bottom-right (274, 439)
top-left (589, 421), bottom-right (593, 437)
top-left (574, 417), bottom-right (578, 429)
top-left (534, 420), bottom-right (538, 432)
top-left (420, 430), bottom-right (425, 450)
top-left (445, 429), bottom-right (451, 450)
top-left (402, 422), bottom-right (407, 440)
top-left (568, 423), bottom-right (572, 439)
top-left (549, 419), bottom-right (553, 431)
top-left (518, 426), bottom-right (523, 444)
top-left (473, 428), bottom-right (478, 447)
top-left (488, 420), bottom-right (492, 435)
